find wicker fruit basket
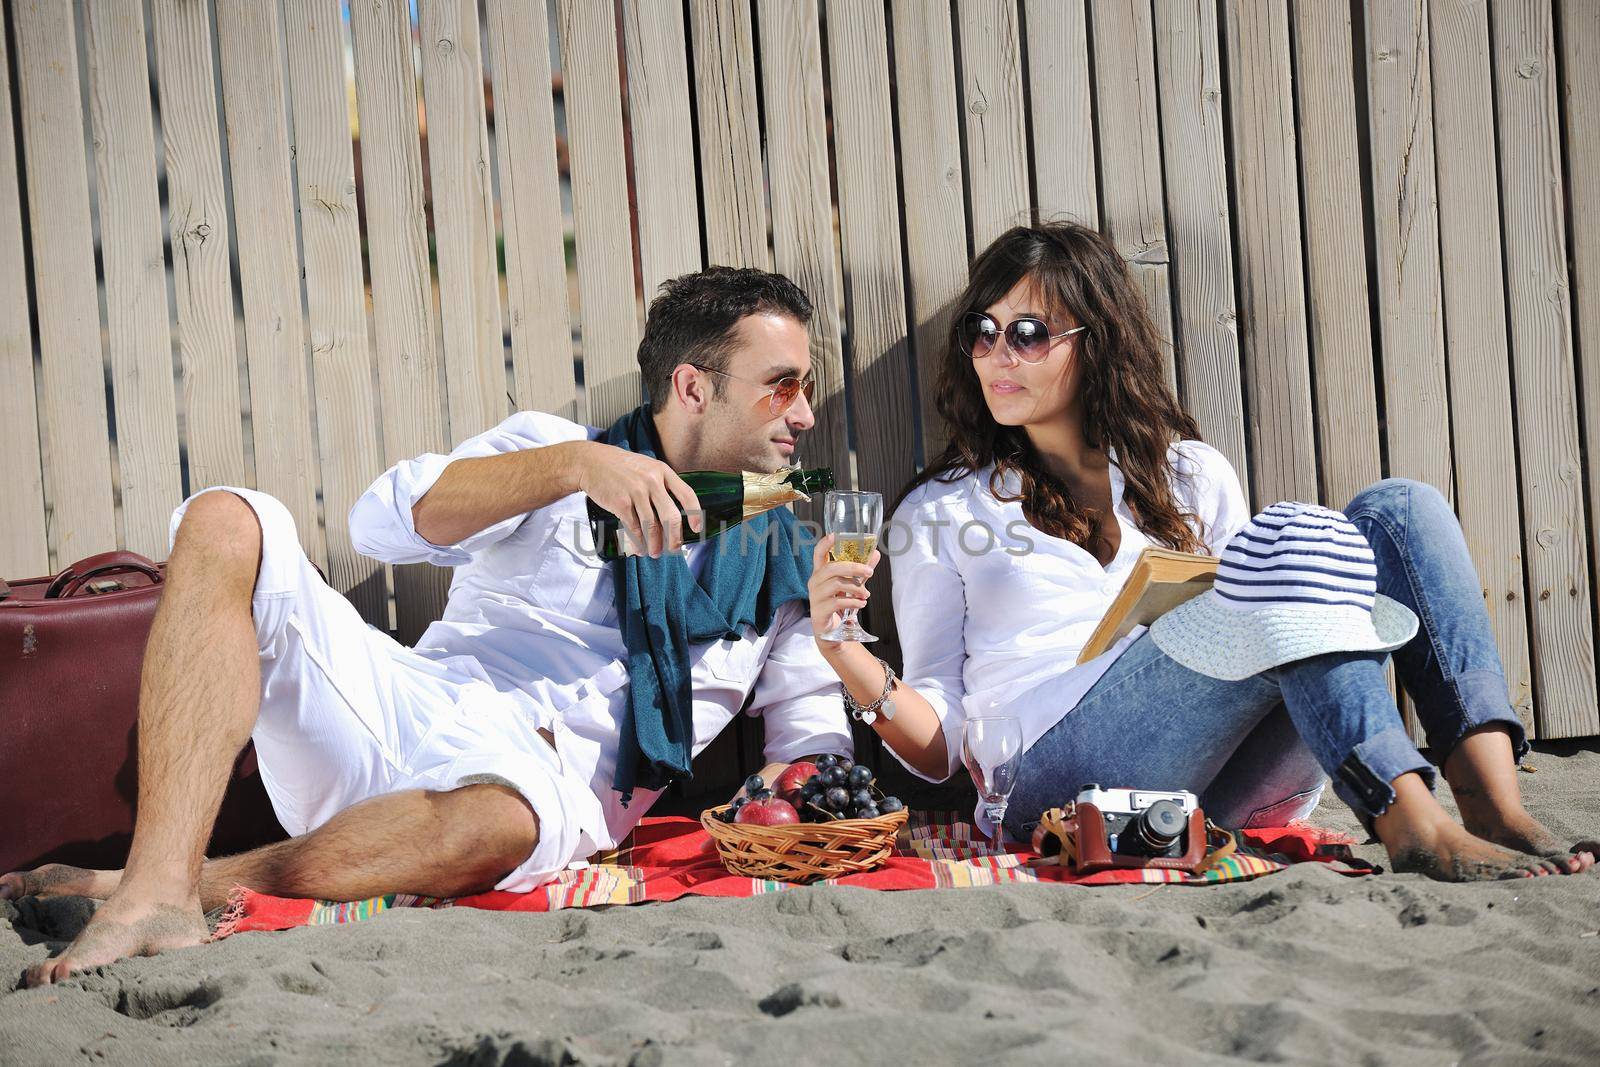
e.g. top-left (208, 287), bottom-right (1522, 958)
top-left (700, 805), bottom-right (909, 884)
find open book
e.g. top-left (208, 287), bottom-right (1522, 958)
top-left (1076, 547), bottom-right (1219, 664)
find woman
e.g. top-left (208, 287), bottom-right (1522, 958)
top-left (809, 221), bottom-right (1593, 881)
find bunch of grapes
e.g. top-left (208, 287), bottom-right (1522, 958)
top-left (796, 754), bottom-right (904, 823)
top-left (712, 756), bottom-right (905, 825)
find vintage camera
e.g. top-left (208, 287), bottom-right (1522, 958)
top-left (1076, 784), bottom-right (1199, 858)
top-left (1052, 784), bottom-right (1207, 873)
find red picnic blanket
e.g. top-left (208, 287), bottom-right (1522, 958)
top-left (215, 811), bottom-right (1368, 938)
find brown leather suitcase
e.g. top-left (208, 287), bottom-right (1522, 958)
top-left (0, 550), bottom-right (285, 874)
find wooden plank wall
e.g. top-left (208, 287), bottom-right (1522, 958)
top-left (3, 0), bottom-right (1596, 740)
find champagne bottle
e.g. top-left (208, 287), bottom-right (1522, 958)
top-left (586, 466), bottom-right (835, 560)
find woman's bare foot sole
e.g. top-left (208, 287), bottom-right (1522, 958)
top-left (0, 864), bottom-right (122, 902)
top-left (1461, 812), bottom-right (1598, 874)
top-left (24, 892), bottom-right (207, 987)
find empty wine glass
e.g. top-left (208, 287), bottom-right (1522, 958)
top-left (962, 715), bottom-right (1024, 852)
top-left (819, 490), bottom-right (883, 643)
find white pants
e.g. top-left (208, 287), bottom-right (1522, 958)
top-left (172, 487), bottom-right (592, 891)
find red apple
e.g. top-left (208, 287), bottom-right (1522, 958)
top-left (735, 796), bottom-right (800, 826)
top-left (772, 761), bottom-right (820, 805)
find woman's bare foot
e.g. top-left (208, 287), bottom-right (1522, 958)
top-left (1385, 819), bottom-right (1565, 881)
top-left (0, 864), bottom-right (123, 902)
top-left (1439, 725), bottom-right (1597, 873)
top-left (1373, 770), bottom-right (1574, 881)
top-left (1457, 809), bottom-right (1598, 875)
top-left (23, 882), bottom-right (207, 988)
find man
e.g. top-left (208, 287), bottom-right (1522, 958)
top-left (6, 267), bottom-right (852, 986)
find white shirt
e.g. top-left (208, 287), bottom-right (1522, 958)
top-left (348, 411), bottom-right (852, 856)
top-left (888, 441), bottom-right (1251, 807)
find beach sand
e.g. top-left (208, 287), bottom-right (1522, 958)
top-left (3, 742), bottom-right (1597, 1065)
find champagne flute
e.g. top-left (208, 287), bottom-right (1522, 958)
top-left (820, 490), bottom-right (883, 643)
top-left (962, 715), bottom-right (1024, 852)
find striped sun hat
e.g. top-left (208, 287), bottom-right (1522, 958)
top-left (1148, 501), bottom-right (1419, 681)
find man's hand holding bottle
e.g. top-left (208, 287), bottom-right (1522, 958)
top-left (570, 441), bottom-right (703, 558)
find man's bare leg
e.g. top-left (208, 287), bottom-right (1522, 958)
top-left (14, 492), bottom-right (267, 986)
top-left (194, 783), bottom-right (537, 909)
top-left (6, 783), bottom-right (539, 915)
top-left (1443, 724), bottom-right (1597, 873)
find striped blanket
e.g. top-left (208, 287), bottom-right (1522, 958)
top-left (214, 811), bottom-right (1367, 938)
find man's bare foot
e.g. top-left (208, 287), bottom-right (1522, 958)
top-left (1385, 820), bottom-right (1568, 881)
top-left (0, 864), bottom-right (122, 902)
top-left (23, 888), bottom-right (207, 988)
top-left (1458, 809), bottom-right (1598, 874)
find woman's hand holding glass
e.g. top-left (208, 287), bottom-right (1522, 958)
top-left (807, 534), bottom-right (881, 645)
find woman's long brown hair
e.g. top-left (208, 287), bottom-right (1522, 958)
top-left (903, 221), bottom-right (1211, 558)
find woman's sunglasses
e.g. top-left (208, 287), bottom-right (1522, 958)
top-left (959, 312), bottom-right (1086, 365)
top-left (689, 364), bottom-right (817, 416)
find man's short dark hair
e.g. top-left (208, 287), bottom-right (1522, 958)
top-left (637, 266), bottom-right (813, 413)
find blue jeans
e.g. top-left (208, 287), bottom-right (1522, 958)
top-left (1002, 478), bottom-right (1529, 840)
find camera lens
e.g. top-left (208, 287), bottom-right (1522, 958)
top-left (1128, 799), bottom-right (1186, 854)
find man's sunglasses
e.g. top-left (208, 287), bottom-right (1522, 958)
top-left (959, 312), bottom-right (1087, 365)
top-left (690, 364), bottom-right (817, 415)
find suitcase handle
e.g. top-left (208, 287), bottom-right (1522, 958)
top-left (46, 551), bottom-right (163, 599)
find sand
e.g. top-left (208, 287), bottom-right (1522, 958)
top-left (3, 743), bottom-right (1598, 1066)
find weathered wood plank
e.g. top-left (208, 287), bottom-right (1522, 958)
top-left (623, 0), bottom-right (702, 301)
top-left (890, 0), bottom-right (968, 465)
top-left (756, 0), bottom-right (848, 490)
top-left (956, 0), bottom-right (1029, 249)
top-left (12, 0), bottom-right (117, 563)
top-left (1221, 0), bottom-right (1316, 506)
top-left (487, 0), bottom-right (578, 422)
top-left (215, 0), bottom-right (325, 566)
top-left (1152, 0), bottom-right (1245, 475)
top-left (83, 0), bottom-right (183, 561)
top-left (150, 0), bottom-right (249, 498)
top-left (419, 0), bottom-right (506, 439)
top-left (689, 0), bottom-right (769, 268)
top-left (825, 0), bottom-right (919, 652)
top-left (1362, 0), bottom-right (1453, 499)
top-left (557, 0), bottom-right (642, 425)
top-left (1289, 0), bottom-right (1383, 511)
top-left (1089, 0), bottom-right (1175, 386)
top-left (1025, 0), bottom-right (1097, 228)
top-left (349, 0), bottom-right (451, 639)
top-left (1490, 0), bottom-right (1597, 737)
top-left (283, 0), bottom-right (387, 622)
top-left (1558, 0), bottom-right (1600, 722)
top-left (0, 6), bottom-right (47, 575)
top-left (1427, 0), bottom-right (1536, 735)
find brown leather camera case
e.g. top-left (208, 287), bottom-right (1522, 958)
top-left (1067, 802), bottom-right (1209, 875)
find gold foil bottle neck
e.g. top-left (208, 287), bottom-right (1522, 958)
top-left (741, 467), bottom-right (808, 520)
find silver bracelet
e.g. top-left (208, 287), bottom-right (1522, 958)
top-left (844, 658), bottom-right (897, 725)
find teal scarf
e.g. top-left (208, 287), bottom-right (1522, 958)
top-left (600, 406), bottom-right (814, 803)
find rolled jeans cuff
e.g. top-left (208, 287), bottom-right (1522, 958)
top-left (1427, 668), bottom-right (1529, 767)
top-left (1331, 727), bottom-right (1434, 827)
